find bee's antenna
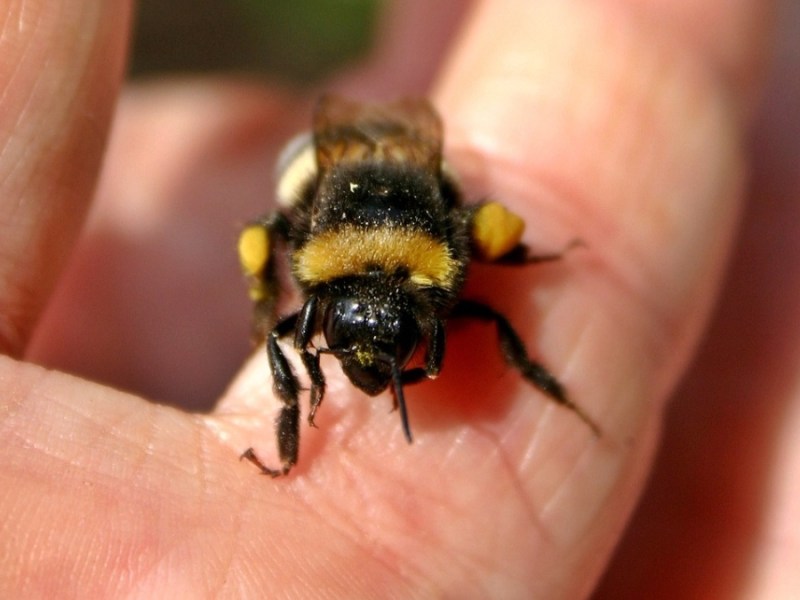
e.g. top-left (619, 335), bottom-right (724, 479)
top-left (390, 358), bottom-right (414, 444)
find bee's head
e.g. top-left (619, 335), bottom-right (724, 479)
top-left (322, 284), bottom-right (419, 395)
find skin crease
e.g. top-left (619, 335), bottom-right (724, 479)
top-left (0, 0), bottom-right (794, 598)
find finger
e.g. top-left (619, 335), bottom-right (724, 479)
top-left (430, 0), bottom-right (769, 595)
top-left (598, 3), bottom-right (800, 596)
top-left (439, 2), bottom-right (763, 593)
top-left (619, 0), bottom-right (774, 109)
top-left (0, 356), bottom-right (271, 597)
top-left (0, 1), bottom-right (131, 356)
top-left (334, 0), bottom-right (471, 95)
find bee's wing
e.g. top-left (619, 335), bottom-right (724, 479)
top-left (312, 96), bottom-right (443, 174)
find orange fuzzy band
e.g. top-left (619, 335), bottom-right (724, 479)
top-left (294, 225), bottom-right (458, 289)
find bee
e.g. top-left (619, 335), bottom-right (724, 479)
top-left (238, 96), bottom-right (599, 476)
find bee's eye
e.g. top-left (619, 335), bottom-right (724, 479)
top-left (323, 299), bottom-right (360, 351)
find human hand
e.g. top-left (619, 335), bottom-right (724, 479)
top-left (1, 0), bottom-right (788, 598)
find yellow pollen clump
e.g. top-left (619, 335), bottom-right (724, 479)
top-left (471, 202), bottom-right (525, 260)
top-left (238, 224), bottom-right (270, 277)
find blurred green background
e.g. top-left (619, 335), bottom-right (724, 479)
top-left (131, 0), bottom-right (383, 83)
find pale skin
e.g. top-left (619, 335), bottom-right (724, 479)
top-left (1, 0), bottom-right (796, 597)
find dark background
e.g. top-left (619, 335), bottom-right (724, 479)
top-left (131, 0), bottom-right (381, 83)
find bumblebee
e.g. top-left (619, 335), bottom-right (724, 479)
top-left (238, 96), bottom-right (599, 476)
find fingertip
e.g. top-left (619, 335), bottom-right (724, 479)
top-left (0, 1), bottom-right (133, 355)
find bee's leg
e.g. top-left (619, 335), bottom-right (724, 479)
top-left (301, 351), bottom-right (325, 428)
top-left (392, 319), bottom-right (445, 442)
top-left (423, 318), bottom-right (445, 378)
top-left (293, 296), bottom-right (327, 427)
top-left (452, 299), bottom-right (601, 436)
top-left (492, 238), bottom-right (584, 266)
top-left (240, 312), bottom-right (302, 477)
top-left (399, 318), bottom-right (445, 387)
top-left (467, 201), bottom-right (583, 265)
top-left (238, 213), bottom-right (291, 341)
